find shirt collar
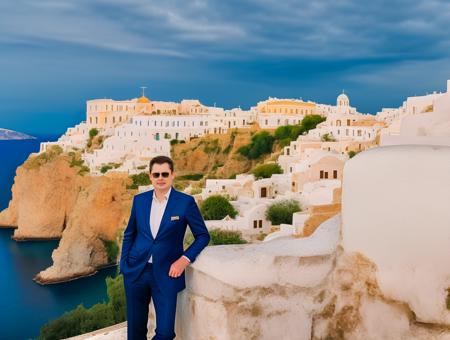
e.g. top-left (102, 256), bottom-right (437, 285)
top-left (152, 186), bottom-right (172, 201)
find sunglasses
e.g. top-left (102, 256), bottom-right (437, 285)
top-left (151, 172), bottom-right (170, 179)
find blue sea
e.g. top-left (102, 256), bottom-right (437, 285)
top-left (0, 136), bottom-right (117, 340)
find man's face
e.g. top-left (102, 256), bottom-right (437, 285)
top-left (149, 162), bottom-right (175, 191)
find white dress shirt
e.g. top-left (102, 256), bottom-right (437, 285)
top-left (148, 187), bottom-right (171, 263)
top-left (148, 187), bottom-right (190, 264)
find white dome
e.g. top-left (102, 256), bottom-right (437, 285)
top-left (337, 92), bottom-right (350, 107)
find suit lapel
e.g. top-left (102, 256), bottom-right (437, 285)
top-left (143, 190), bottom-right (154, 240)
top-left (155, 187), bottom-right (176, 240)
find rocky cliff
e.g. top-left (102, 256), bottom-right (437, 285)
top-left (0, 151), bottom-right (133, 284)
top-left (171, 126), bottom-right (281, 180)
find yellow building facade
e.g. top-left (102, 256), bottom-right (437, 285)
top-left (256, 99), bottom-right (316, 115)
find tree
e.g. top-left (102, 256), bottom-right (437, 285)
top-left (38, 274), bottom-right (126, 339)
top-left (300, 115), bottom-right (326, 133)
top-left (127, 172), bottom-right (150, 189)
top-left (265, 199), bottom-right (301, 225)
top-left (238, 131), bottom-right (274, 159)
top-left (348, 150), bottom-right (359, 158)
top-left (89, 128), bottom-right (99, 138)
top-left (321, 133), bottom-right (336, 142)
top-left (274, 125), bottom-right (292, 140)
top-left (252, 163), bottom-right (283, 179)
top-left (200, 195), bottom-right (238, 220)
top-left (106, 275), bottom-right (126, 323)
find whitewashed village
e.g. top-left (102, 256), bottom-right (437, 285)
top-left (35, 80), bottom-right (450, 339)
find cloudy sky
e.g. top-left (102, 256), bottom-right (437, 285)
top-left (1, 0), bottom-right (450, 135)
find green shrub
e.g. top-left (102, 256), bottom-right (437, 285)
top-left (100, 165), bottom-right (113, 174)
top-left (300, 115), bottom-right (326, 133)
top-left (136, 165), bottom-right (147, 170)
top-left (273, 115), bottom-right (325, 145)
top-left (348, 150), bottom-right (360, 158)
top-left (209, 229), bottom-right (247, 245)
top-left (200, 195), bottom-right (238, 220)
top-left (252, 163), bottom-right (283, 179)
top-left (173, 180), bottom-right (189, 191)
top-left (178, 173), bottom-right (203, 181)
top-left (38, 275), bottom-right (126, 340)
top-left (127, 172), bottom-right (150, 189)
top-left (89, 128), bottom-right (99, 138)
top-left (184, 228), bottom-right (247, 248)
top-left (256, 232), bottom-right (267, 241)
top-left (78, 165), bottom-right (90, 176)
top-left (101, 239), bottom-right (119, 263)
top-left (203, 139), bottom-right (221, 153)
top-left (321, 133), bottom-right (336, 142)
top-left (70, 157), bottom-right (84, 168)
top-left (222, 144), bottom-right (232, 154)
top-left (24, 145), bottom-right (63, 169)
top-left (238, 131), bottom-right (274, 159)
top-left (170, 139), bottom-right (179, 145)
top-left (190, 187), bottom-right (203, 195)
top-left (265, 199), bottom-right (301, 225)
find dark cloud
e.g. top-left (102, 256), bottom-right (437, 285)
top-left (0, 0), bottom-right (449, 134)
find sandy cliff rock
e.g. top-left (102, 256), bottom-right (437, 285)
top-left (0, 153), bottom-right (133, 283)
top-left (171, 127), bottom-right (279, 179)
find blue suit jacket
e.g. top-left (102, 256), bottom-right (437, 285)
top-left (119, 187), bottom-right (210, 294)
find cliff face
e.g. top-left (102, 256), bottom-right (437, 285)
top-left (171, 127), bottom-right (280, 179)
top-left (0, 154), bottom-right (133, 283)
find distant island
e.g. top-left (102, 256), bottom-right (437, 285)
top-left (0, 128), bottom-right (36, 140)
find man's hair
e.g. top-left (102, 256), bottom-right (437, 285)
top-left (149, 155), bottom-right (174, 173)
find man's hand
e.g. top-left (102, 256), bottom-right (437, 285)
top-left (168, 256), bottom-right (190, 278)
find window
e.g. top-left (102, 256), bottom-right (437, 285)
top-left (259, 220), bottom-right (262, 228)
top-left (333, 170), bottom-right (337, 179)
top-left (253, 220), bottom-right (257, 229)
top-left (320, 170), bottom-right (324, 179)
top-left (324, 172), bottom-right (328, 179)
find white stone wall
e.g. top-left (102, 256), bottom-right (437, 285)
top-left (257, 114), bottom-right (303, 128)
top-left (342, 145), bottom-right (450, 324)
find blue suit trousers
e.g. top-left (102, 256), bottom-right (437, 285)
top-left (124, 263), bottom-right (178, 340)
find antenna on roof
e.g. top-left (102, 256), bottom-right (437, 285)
top-left (140, 86), bottom-right (147, 97)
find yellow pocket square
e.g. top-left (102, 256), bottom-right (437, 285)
top-left (170, 216), bottom-right (180, 221)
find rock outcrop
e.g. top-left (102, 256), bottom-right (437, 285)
top-left (0, 153), bottom-right (133, 283)
top-left (171, 127), bottom-right (279, 179)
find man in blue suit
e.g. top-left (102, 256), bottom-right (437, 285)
top-left (120, 155), bottom-right (210, 340)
